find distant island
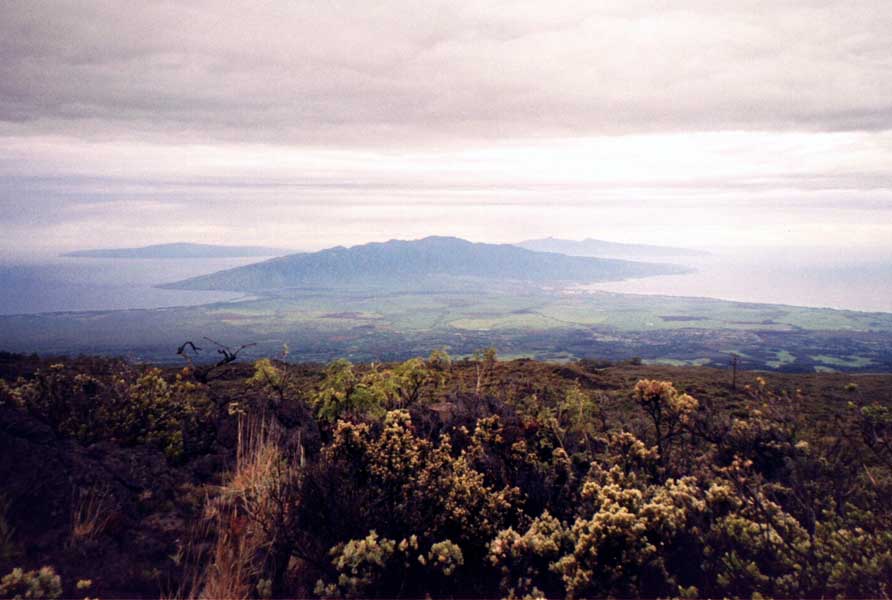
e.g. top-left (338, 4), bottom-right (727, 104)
top-left (162, 236), bottom-right (690, 292)
top-left (63, 242), bottom-right (291, 259)
top-left (516, 237), bottom-right (708, 259)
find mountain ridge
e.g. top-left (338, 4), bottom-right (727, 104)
top-left (516, 237), bottom-right (707, 259)
top-left (162, 236), bottom-right (690, 292)
top-left (64, 242), bottom-right (291, 259)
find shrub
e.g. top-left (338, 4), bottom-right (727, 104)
top-left (0, 566), bottom-right (62, 600)
top-left (116, 368), bottom-right (215, 461)
top-left (311, 359), bottom-right (386, 422)
top-left (7, 363), bottom-right (215, 462)
top-left (315, 533), bottom-right (465, 598)
top-left (632, 379), bottom-right (698, 471)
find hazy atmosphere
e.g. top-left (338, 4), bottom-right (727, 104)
top-left (5, 3), bottom-right (892, 599)
top-left (2, 1), bottom-right (892, 256)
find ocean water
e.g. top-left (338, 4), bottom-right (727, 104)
top-left (0, 256), bottom-right (266, 315)
top-left (0, 247), bottom-right (889, 316)
top-left (581, 247), bottom-right (892, 313)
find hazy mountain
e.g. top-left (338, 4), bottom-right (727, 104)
top-left (64, 242), bottom-right (291, 259)
top-left (163, 236), bottom-right (689, 292)
top-left (516, 237), bottom-right (707, 259)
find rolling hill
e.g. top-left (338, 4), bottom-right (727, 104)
top-left (516, 237), bottom-right (707, 259)
top-left (64, 242), bottom-right (290, 259)
top-left (162, 236), bottom-right (689, 291)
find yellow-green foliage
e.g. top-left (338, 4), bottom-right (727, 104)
top-left (117, 368), bottom-right (214, 460)
top-left (559, 469), bottom-right (704, 598)
top-left (632, 379), bottom-right (698, 467)
top-left (248, 358), bottom-right (286, 393)
top-left (524, 384), bottom-right (604, 454)
top-left (0, 566), bottom-right (62, 600)
top-left (248, 357), bottom-right (298, 408)
top-left (0, 380), bottom-right (13, 407)
top-left (426, 348), bottom-right (452, 389)
top-left (311, 359), bottom-right (383, 422)
top-left (5, 364), bottom-right (107, 443)
top-left (311, 356), bottom-right (448, 421)
top-left (315, 531), bottom-right (398, 598)
top-left (7, 364), bottom-right (214, 461)
top-left (425, 540), bottom-right (463, 576)
top-left (489, 511), bottom-right (572, 600)
top-left (6, 355), bottom-right (892, 599)
top-left (315, 532), bottom-right (465, 598)
top-left (484, 374), bottom-right (892, 599)
top-left (860, 402), bottom-right (892, 463)
top-left (322, 410), bottom-right (520, 548)
top-left (489, 463), bottom-right (710, 599)
top-left (814, 507), bottom-right (892, 597)
top-left (389, 358), bottom-right (430, 405)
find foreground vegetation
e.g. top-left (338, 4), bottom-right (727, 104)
top-left (1, 351), bottom-right (891, 598)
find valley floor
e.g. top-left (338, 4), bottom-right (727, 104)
top-left (2, 285), bottom-right (891, 372)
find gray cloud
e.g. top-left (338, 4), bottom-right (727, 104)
top-left (1, 0), bottom-right (891, 144)
top-left (2, 1), bottom-right (892, 258)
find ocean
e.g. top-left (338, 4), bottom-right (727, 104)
top-left (0, 247), bottom-right (889, 316)
top-left (580, 247), bottom-right (892, 313)
top-left (0, 256), bottom-right (264, 315)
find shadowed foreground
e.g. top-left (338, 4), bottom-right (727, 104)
top-left (1, 352), bottom-right (891, 598)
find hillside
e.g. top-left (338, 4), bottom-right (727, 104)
top-left (516, 236), bottom-right (707, 259)
top-left (1, 353), bottom-right (891, 598)
top-left (63, 242), bottom-right (290, 259)
top-left (163, 236), bottom-right (689, 292)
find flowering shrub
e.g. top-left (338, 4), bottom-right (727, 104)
top-left (425, 540), bottom-right (463, 576)
top-left (315, 531), bottom-right (398, 598)
top-left (7, 364), bottom-right (214, 461)
top-left (4, 356), bottom-right (892, 598)
top-left (632, 379), bottom-right (698, 470)
top-left (0, 566), bottom-right (62, 600)
top-left (116, 368), bottom-right (215, 461)
top-left (489, 511), bottom-right (572, 599)
top-left (315, 532), bottom-right (465, 598)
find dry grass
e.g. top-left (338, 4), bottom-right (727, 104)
top-left (0, 494), bottom-right (18, 560)
top-left (69, 486), bottom-right (112, 546)
top-left (198, 512), bottom-right (256, 600)
top-left (177, 413), bottom-right (300, 599)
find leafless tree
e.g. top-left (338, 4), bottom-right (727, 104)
top-left (176, 337), bottom-right (257, 382)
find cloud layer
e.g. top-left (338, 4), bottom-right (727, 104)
top-left (1, 1), bottom-right (891, 257)
top-left (2, 1), bottom-right (891, 144)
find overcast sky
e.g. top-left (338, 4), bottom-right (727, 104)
top-left (1, 0), bottom-right (891, 257)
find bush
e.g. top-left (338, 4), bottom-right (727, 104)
top-left (7, 363), bottom-right (215, 462)
top-left (0, 566), bottom-right (62, 600)
top-left (5, 356), bottom-right (892, 598)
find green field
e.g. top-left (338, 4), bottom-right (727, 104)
top-left (810, 354), bottom-right (875, 368)
top-left (2, 283), bottom-right (892, 371)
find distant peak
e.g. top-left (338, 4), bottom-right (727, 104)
top-left (63, 242), bottom-right (290, 259)
top-left (163, 234), bottom-right (688, 292)
top-left (351, 236), bottom-right (471, 248)
top-left (415, 235), bottom-right (468, 243)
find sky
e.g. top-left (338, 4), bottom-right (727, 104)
top-left (2, 0), bottom-right (891, 257)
